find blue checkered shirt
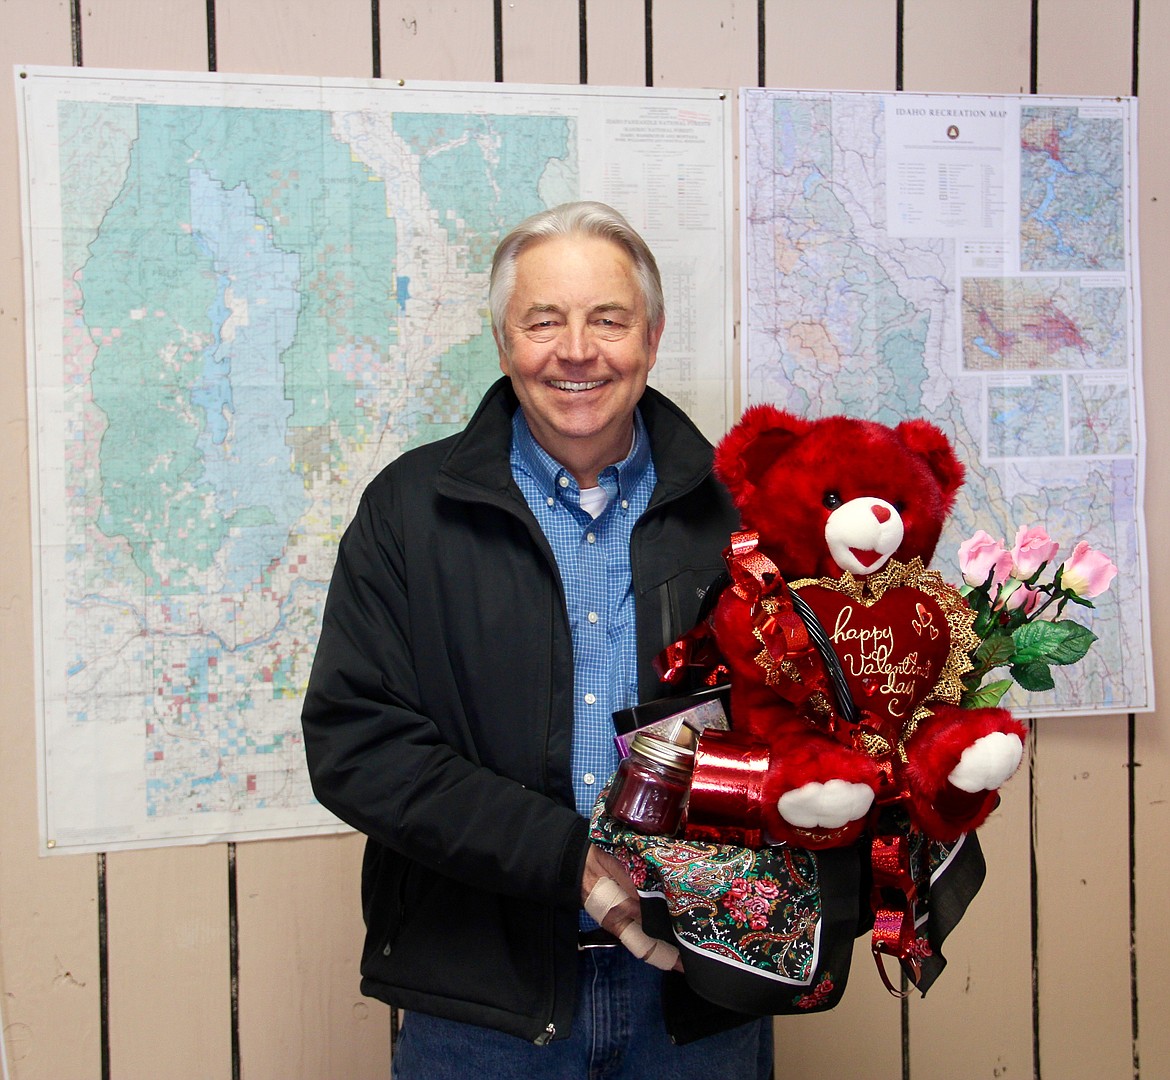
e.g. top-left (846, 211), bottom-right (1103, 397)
top-left (509, 408), bottom-right (657, 828)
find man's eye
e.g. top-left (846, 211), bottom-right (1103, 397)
top-left (822, 491), bottom-right (843, 510)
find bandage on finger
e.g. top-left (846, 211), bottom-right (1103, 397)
top-left (584, 876), bottom-right (628, 925)
top-left (619, 923), bottom-right (680, 971)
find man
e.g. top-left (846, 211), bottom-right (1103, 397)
top-left (302, 202), bottom-right (772, 1077)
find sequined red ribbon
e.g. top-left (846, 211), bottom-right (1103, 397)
top-left (869, 831), bottom-right (923, 993)
top-left (683, 729), bottom-right (771, 848)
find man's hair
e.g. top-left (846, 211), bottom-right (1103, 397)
top-left (489, 201), bottom-right (664, 350)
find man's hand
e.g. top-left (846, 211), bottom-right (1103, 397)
top-left (581, 845), bottom-right (681, 971)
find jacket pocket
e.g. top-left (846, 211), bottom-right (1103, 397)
top-left (657, 564), bottom-right (726, 646)
top-left (360, 842), bottom-right (416, 964)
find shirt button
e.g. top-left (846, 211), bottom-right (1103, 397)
top-left (621, 499), bottom-right (629, 509)
top-left (546, 496), bottom-right (555, 507)
top-left (586, 532), bottom-right (596, 544)
top-left (587, 611), bottom-right (599, 624)
top-left (559, 475), bottom-right (570, 488)
top-left (584, 692), bottom-right (597, 705)
top-left (583, 773), bottom-right (596, 786)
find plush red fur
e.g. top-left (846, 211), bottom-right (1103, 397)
top-left (707, 405), bottom-right (1026, 848)
top-left (714, 407), bottom-right (964, 580)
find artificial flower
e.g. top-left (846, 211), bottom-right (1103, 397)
top-left (958, 530), bottom-right (1013, 590)
top-left (1000, 581), bottom-right (1045, 616)
top-left (1060, 541), bottom-right (1119, 600)
top-left (1010, 526), bottom-right (1060, 580)
top-left (957, 526), bottom-right (1114, 707)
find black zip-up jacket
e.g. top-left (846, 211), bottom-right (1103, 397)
top-left (301, 377), bottom-right (742, 1043)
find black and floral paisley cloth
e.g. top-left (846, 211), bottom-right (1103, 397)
top-left (589, 795), bottom-right (985, 1016)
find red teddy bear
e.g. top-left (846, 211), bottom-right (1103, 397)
top-left (700, 405), bottom-right (1026, 849)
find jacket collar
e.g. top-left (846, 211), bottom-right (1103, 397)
top-left (437, 377), bottom-right (716, 504)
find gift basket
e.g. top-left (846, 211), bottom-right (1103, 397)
top-left (590, 405), bottom-right (1114, 1014)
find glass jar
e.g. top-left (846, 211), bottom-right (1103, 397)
top-left (605, 733), bottom-right (694, 836)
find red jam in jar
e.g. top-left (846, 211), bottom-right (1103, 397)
top-left (605, 733), bottom-right (694, 836)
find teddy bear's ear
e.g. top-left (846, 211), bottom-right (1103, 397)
top-left (895, 418), bottom-right (966, 499)
top-left (715, 405), bottom-right (810, 501)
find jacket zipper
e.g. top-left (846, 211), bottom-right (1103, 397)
top-left (533, 1022), bottom-right (556, 1045)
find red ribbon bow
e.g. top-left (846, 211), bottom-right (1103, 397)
top-left (725, 531), bottom-right (810, 663)
top-left (653, 623), bottom-right (729, 687)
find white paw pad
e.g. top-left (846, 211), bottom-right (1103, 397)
top-left (778, 780), bottom-right (875, 829)
top-left (948, 732), bottom-right (1024, 793)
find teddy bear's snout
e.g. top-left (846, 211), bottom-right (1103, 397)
top-left (824, 497), bottom-right (905, 575)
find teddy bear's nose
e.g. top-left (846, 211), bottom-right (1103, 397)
top-left (872, 504), bottom-right (892, 524)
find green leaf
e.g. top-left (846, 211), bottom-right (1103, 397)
top-left (974, 632), bottom-right (1016, 671)
top-left (1048, 621), bottom-right (1097, 664)
top-left (961, 678), bottom-right (1015, 709)
top-left (1010, 619), bottom-right (1096, 666)
top-left (1011, 660), bottom-right (1055, 692)
top-left (972, 607), bottom-right (1000, 640)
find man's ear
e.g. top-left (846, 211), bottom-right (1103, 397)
top-left (494, 326), bottom-right (510, 374)
top-left (645, 315), bottom-right (666, 371)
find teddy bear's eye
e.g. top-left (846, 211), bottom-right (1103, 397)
top-left (822, 491), bottom-right (843, 510)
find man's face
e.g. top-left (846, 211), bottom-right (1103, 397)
top-left (496, 233), bottom-right (663, 485)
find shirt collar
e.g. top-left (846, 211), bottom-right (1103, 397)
top-left (510, 408), bottom-right (652, 504)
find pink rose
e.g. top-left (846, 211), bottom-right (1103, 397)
top-left (959, 530), bottom-right (1013, 590)
top-left (1060, 541), bottom-right (1118, 599)
top-left (1011, 526), bottom-right (1060, 580)
top-left (1001, 581), bottom-right (1044, 616)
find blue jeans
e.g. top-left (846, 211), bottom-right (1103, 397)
top-left (391, 946), bottom-right (773, 1080)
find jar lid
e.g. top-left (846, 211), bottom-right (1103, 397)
top-left (630, 732), bottom-right (695, 771)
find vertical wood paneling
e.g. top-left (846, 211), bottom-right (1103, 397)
top-left (378, 0), bottom-right (496, 82)
top-left (237, 835), bottom-right (386, 1079)
top-left (1036, 0), bottom-right (1133, 96)
top-left (899, 3), bottom-right (1031, 1076)
top-left (207, 3), bottom-right (385, 1076)
top-left (1028, 6), bottom-right (1138, 1077)
top-left (1135, 0), bottom-right (1170, 1075)
top-left (74, 8), bottom-right (232, 1074)
top-left (764, 0), bottom-right (897, 91)
top-left (773, 938), bottom-right (902, 1080)
top-left (909, 758), bottom-right (1035, 1077)
top-left (745, 7), bottom-right (884, 1071)
top-left (2, 7), bottom-right (104, 1079)
top-left (499, 0), bottom-right (579, 84)
top-left (651, 0), bottom-right (757, 90)
top-left (585, 0), bottom-right (646, 86)
top-left (215, 0), bottom-right (375, 78)
top-left (902, 0), bottom-right (1032, 94)
top-left (80, 0), bottom-right (210, 70)
top-left (755, 10), bottom-right (894, 1078)
top-left (1033, 717), bottom-right (1134, 1077)
top-left (105, 846), bottom-right (232, 1079)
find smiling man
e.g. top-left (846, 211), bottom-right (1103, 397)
top-left (495, 228), bottom-right (664, 488)
top-left (302, 203), bottom-right (771, 1079)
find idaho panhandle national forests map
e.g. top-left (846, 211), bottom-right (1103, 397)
top-left (741, 89), bottom-right (1150, 717)
top-left (17, 68), bottom-right (732, 852)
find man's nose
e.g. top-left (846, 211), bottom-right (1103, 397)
top-left (560, 319), bottom-right (599, 361)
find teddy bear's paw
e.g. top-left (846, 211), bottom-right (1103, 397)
top-left (778, 779), bottom-right (875, 829)
top-left (947, 731), bottom-right (1024, 793)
